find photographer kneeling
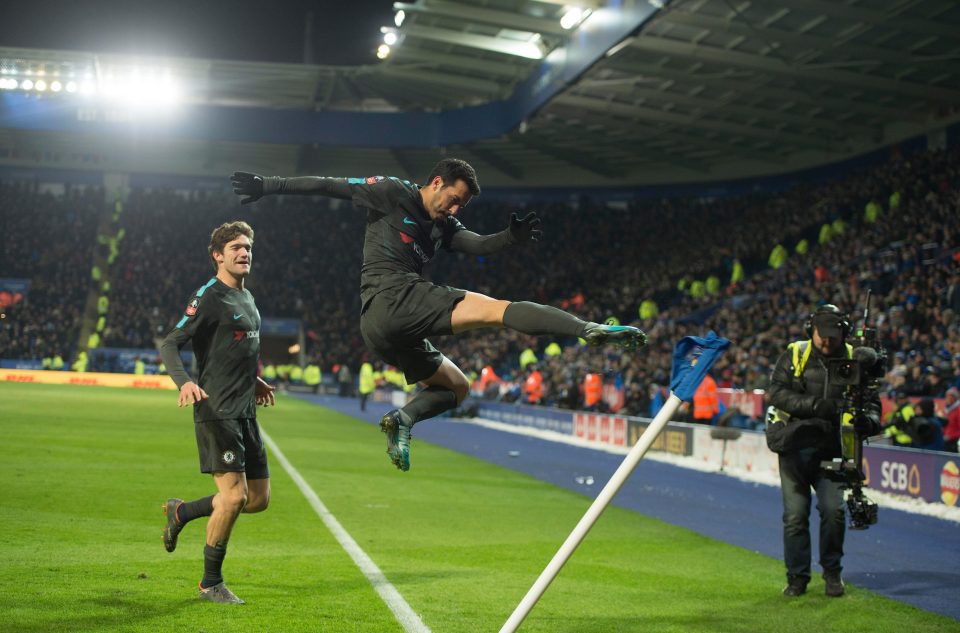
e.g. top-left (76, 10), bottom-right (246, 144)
top-left (766, 305), bottom-right (881, 598)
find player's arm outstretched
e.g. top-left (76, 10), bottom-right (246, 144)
top-left (449, 212), bottom-right (542, 255)
top-left (231, 171), bottom-right (355, 203)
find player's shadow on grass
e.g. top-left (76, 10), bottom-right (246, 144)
top-left (846, 570), bottom-right (960, 595)
top-left (377, 567), bottom-right (478, 587)
top-left (12, 595), bottom-right (194, 633)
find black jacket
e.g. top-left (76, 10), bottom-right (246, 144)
top-left (767, 341), bottom-right (880, 456)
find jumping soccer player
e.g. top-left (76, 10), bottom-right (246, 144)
top-left (158, 220), bottom-right (276, 604)
top-left (230, 159), bottom-right (646, 472)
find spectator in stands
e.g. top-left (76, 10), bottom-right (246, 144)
top-left (883, 390), bottom-right (917, 447)
top-left (358, 359), bottom-right (376, 411)
top-left (944, 387), bottom-right (960, 452)
top-left (524, 364), bottom-right (544, 405)
top-left (913, 399), bottom-right (945, 452)
top-left (338, 363), bottom-right (353, 398)
top-left (692, 371), bottom-right (720, 424)
top-left (583, 371), bottom-right (603, 411)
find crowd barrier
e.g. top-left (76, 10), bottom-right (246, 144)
top-left (715, 387), bottom-right (948, 422)
top-left (0, 368), bottom-right (175, 390)
top-left (472, 400), bottom-right (958, 508)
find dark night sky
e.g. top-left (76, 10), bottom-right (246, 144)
top-left (0, 0), bottom-right (397, 65)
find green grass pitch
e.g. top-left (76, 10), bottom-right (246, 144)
top-left (1, 382), bottom-right (956, 632)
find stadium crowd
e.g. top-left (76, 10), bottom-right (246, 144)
top-left (1, 145), bottom-right (958, 448)
top-left (0, 181), bottom-right (103, 364)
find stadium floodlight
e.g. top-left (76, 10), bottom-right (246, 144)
top-left (384, 31), bottom-right (398, 46)
top-left (93, 66), bottom-right (182, 110)
top-left (20, 79), bottom-right (34, 90)
top-left (50, 80), bottom-right (62, 92)
top-left (65, 81), bottom-right (77, 93)
top-left (500, 332), bottom-right (731, 633)
top-left (0, 78), bottom-right (15, 90)
top-left (34, 79), bottom-right (47, 92)
top-left (394, 9), bottom-right (405, 27)
top-left (377, 44), bottom-right (391, 60)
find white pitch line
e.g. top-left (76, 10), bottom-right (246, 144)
top-left (261, 429), bottom-right (431, 633)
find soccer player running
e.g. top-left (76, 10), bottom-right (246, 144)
top-left (158, 221), bottom-right (276, 604)
top-left (230, 159), bottom-right (646, 472)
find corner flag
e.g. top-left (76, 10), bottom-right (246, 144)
top-left (500, 332), bottom-right (731, 633)
top-left (670, 331), bottom-right (732, 401)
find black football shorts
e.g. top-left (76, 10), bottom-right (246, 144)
top-left (195, 417), bottom-right (270, 479)
top-left (360, 279), bottom-right (466, 384)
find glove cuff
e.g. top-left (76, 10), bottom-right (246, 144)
top-left (263, 176), bottom-right (282, 195)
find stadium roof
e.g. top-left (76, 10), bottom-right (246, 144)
top-left (2, 0), bottom-right (960, 188)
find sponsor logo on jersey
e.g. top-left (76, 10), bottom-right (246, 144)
top-left (366, 176), bottom-right (385, 185)
top-left (399, 231), bottom-right (415, 244)
top-left (185, 297), bottom-right (200, 316)
top-left (233, 329), bottom-right (260, 342)
top-left (412, 242), bottom-right (431, 263)
top-left (232, 313), bottom-right (242, 320)
top-left (402, 217), bottom-right (417, 225)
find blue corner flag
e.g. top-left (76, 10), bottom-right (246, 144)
top-left (669, 331), bottom-right (732, 401)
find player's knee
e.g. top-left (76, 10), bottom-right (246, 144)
top-left (245, 491), bottom-right (270, 513)
top-left (451, 376), bottom-right (469, 404)
top-left (221, 488), bottom-right (248, 515)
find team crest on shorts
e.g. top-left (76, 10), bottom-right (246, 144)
top-left (185, 297), bottom-right (199, 316)
top-left (222, 450), bottom-right (236, 465)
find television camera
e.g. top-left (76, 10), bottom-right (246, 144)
top-left (821, 291), bottom-right (886, 530)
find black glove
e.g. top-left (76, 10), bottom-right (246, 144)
top-left (231, 171), bottom-right (265, 205)
top-left (508, 212), bottom-right (542, 244)
top-left (813, 397), bottom-right (843, 421)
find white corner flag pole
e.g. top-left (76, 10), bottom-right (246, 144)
top-left (499, 393), bottom-right (684, 633)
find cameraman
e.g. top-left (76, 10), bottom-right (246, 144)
top-left (766, 305), bottom-right (881, 598)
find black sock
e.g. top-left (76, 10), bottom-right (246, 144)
top-left (503, 301), bottom-right (588, 337)
top-left (400, 386), bottom-right (458, 425)
top-left (201, 543), bottom-right (227, 589)
top-left (178, 495), bottom-right (215, 525)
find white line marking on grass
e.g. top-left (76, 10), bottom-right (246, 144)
top-left (261, 429), bottom-right (431, 633)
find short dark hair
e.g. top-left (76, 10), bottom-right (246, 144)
top-left (208, 220), bottom-right (254, 270)
top-left (425, 158), bottom-right (481, 196)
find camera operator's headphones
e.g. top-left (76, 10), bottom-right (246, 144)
top-left (803, 304), bottom-right (851, 339)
